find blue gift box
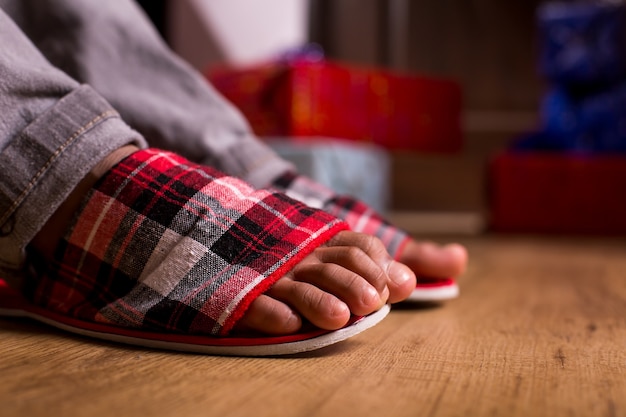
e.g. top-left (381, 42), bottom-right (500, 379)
top-left (266, 138), bottom-right (391, 213)
top-left (514, 82), bottom-right (626, 153)
top-left (579, 82), bottom-right (626, 152)
top-left (537, 2), bottom-right (626, 85)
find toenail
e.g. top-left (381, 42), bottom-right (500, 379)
top-left (388, 260), bottom-right (414, 285)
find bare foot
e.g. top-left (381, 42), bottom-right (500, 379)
top-left (236, 235), bottom-right (467, 335)
top-left (236, 231), bottom-right (417, 335)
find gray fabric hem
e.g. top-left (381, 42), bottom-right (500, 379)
top-left (0, 84), bottom-right (146, 280)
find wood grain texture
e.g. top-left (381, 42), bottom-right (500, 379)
top-left (2, 235), bottom-right (626, 417)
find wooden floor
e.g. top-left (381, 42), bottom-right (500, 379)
top-left (2, 234), bottom-right (626, 417)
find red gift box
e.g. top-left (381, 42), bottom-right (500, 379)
top-left (207, 60), bottom-right (462, 152)
top-left (489, 152), bottom-right (626, 234)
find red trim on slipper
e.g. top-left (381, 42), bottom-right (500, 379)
top-left (0, 278), bottom-right (365, 347)
top-left (415, 276), bottom-right (456, 288)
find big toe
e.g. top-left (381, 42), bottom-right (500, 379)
top-left (401, 240), bottom-right (468, 278)
top-left (386, 260), bottom-right (417, 303)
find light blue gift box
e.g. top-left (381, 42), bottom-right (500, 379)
top-left (266, 138), bottom-right (391, 214)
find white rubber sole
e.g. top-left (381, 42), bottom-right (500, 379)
top-left (0, 298), bottom-right (390, 356)
top-left (407, 281), bottom-right (460, 302)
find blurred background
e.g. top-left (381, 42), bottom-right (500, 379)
top-left (137, 0), bottom-right (626, 236)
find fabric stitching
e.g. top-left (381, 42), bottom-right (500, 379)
top-left (0, 110), bottom-right (119, 226)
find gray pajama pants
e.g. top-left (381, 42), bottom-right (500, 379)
top-left (0, 0), bottom-right (293, 282)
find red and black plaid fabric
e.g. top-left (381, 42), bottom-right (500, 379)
top-left (23, 149), bottom-right (347, 335)
top-left (272, 172), bottom-right (410, 259)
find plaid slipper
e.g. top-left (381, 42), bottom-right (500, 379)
top-left (272, 172), bottom-right (459, 302)
top-left (1, 149), bottom-right (389, 356)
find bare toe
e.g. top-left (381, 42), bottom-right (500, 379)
top-left (400, 240), bottom-right (468, 278)
top-left (266, 278), bottom-right (351, 330)
top-left (291, 261), bottom-right (385, 315)
top-left (386, 260), bottom-right (417, 303)
top-left (236, 294), bottom-right (302, 335)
